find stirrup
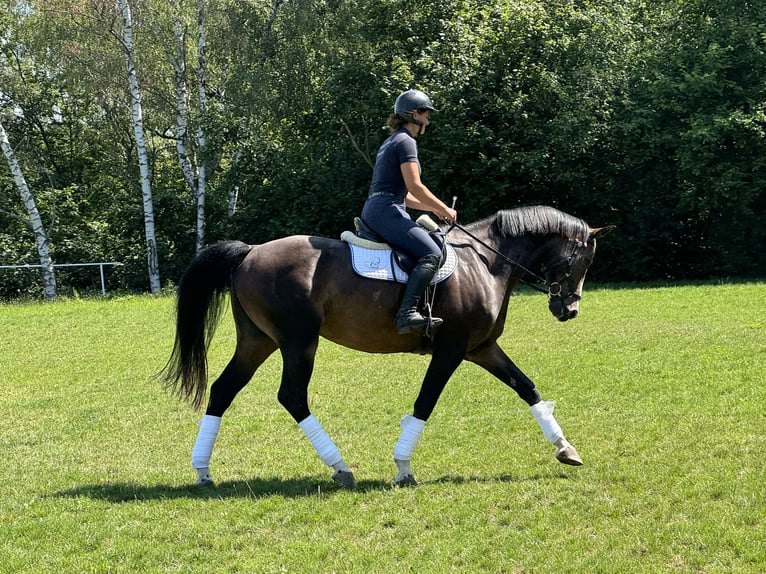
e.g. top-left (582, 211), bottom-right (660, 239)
top-left (395, 311), bottom-right (443, 334)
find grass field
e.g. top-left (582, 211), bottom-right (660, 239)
top-left (1, 281), bottom-right (764, 573)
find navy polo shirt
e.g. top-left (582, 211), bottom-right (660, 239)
top-left (368, 128), bottom-right (420, 199)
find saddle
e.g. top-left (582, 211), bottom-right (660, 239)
top-left (340, 215), bottom-right (458, 284)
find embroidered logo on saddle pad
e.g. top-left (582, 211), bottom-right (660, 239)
top-left (340, 231), bottom-right (458, 284)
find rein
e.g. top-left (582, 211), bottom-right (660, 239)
top-left (445, 221), bottom-right (581, 298)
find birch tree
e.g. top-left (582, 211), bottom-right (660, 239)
top-left (0, 119), bottom-right (57, 300)
top-left (168, 0), bottom-right (205, 252)
top-left (168, 0), bottom-right (197, 200)
top-left (114, 0), bottom-right (161, 293)
top-left (194, 0), bottom-right (208, 253)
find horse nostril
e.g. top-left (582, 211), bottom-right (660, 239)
top-left (559, 308), bottom-right (578, 321)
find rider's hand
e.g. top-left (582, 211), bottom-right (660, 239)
top-left (441, 207), bottom-right (457, 224)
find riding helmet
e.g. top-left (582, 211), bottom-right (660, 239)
top-left (394, 89), bottom-right (437, 116)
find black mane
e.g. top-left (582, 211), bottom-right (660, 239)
top-left (484, 205), bottom-right (590, 241)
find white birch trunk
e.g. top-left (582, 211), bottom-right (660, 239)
top-left (228, 149), bottom-right (242, 217)
top-left (0, 120), bottom-right (57, 300)
top-left (169, 1), bottom-right (198, 195)
top-left (195, 0), bottom-right (208, 253)
top-left (266, 0), bottom-right (285, 32)
top-left (116, 0), bottom-right (161, 294)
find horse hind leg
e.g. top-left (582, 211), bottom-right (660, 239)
top-left (191, 308), bottom-right (278, 486)
top-left (277, 336), bottom-right (356, 487)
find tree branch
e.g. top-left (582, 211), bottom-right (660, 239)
top-left (0, 207), bottom-right (33, 229)
top-left (340, 119), bottom-right (374, 170)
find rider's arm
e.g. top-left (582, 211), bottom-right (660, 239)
top-left (400, 162), bottom-right (457, 223)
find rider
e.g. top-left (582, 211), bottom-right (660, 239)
top-left (361, 89), bottom-right (458, 334)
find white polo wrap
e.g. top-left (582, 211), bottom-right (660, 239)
top-left (393, 415), bottom-right (426, 461)
top-left (298, 414), bottom-right (343, 467)
top-left (191, 414), bottom-right (222, 469)
top-left (530, 400), bottom-right (564, 444)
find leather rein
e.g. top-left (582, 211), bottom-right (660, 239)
top-left (445, 222), bottom-right (583, 304)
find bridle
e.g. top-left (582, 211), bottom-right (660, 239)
top-left (540, 239), bottom-right (584, 315)
top-left (446, 222), bottom-right (585, 308)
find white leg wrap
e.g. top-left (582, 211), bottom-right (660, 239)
top-left (530, 400), bottom-right (564, 445)
top-left (393, 415), bottom-right (426, 461)
top-left (191, 415), bottom-right (222, 469)
top-left (298, 415), bottom-right (343, 467)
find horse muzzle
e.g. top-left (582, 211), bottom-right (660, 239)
top-left (548, 283), bottom-right (581, 322)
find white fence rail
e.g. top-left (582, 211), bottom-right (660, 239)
top-left (0, 262), bottom-right (124, 295)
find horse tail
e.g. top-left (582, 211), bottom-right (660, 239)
top-left (161, 240), bottom-right (253, 410)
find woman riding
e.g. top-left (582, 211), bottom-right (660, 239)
top-left (361, 89), bottom-right (458, 334)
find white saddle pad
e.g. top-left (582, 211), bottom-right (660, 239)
top-left (340, 231), bottom-right (458, 284)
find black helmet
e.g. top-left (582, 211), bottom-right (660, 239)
top-left (394, 89), bottom-right (437, 116)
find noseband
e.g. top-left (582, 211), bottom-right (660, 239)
top-left (541, 240), bottom-right (583, 314)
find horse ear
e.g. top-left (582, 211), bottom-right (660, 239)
top-left (589, 225), bottom-right (616, 240)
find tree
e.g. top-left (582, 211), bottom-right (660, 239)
top-left (1, 0), bottom-right (764, 298)
top-left (114, 0), bottom-right (161, 293)
top-left (597, 0), bottom-right (766, 279)
top-left (167, 0), bottom-right (209, 253)
top-left (0, 119), bottom-right (57, 300)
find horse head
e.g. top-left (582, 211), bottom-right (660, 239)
top-left (543, 226), bottom-right (615, 322)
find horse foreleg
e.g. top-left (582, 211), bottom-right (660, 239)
top-left (278, 339), bottom-right (355, 487)
top-left (393, 341), bottom-right (467, 487)
top-left (466, 341), bottom-right (583, 466)
top-left (530, 400), bottom-right (582, 466)
top-left (393, 415), bottom-right (426, 486)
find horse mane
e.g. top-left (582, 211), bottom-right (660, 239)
top-left (471, 205), bottom-right (590, 241)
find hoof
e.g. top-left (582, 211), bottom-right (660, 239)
top-left (393, 474), bottom-right (418, 487)
top-left (556, 446), bottom-right (583, 466)
top-left (332, 469), bottom-right (357, 488)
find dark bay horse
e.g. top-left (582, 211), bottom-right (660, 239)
top-left (162, 205), bottom-right (612, 487)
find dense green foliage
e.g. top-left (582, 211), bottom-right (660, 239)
top-left (1, 0), bottom-right (765, 298)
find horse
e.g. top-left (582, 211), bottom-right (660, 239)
top-left (161, 205), bottom-right (612, 487)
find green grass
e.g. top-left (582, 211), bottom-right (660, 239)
top-left (1, 282), bottom-right (764, 573)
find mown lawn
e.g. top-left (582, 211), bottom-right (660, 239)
top-left (1, 282), bottom-right (764, 573)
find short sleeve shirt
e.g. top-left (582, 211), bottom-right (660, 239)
top-left (368, 128), bottom-right (420, 199)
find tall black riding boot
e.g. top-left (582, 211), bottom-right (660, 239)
top-left (395, 255), bottom-right (443, 334)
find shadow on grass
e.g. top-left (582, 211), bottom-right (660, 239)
top-left (53, 471), bottom-right (571, 503)
top-left (53, 476), bottom-right (391, 502)
top-left (425, 471), bottom-right (574, 485)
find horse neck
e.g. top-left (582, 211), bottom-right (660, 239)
top-left (457, 222), bottom-right (550, 281)
top-left (489, 234), bottom-right (545, 280)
